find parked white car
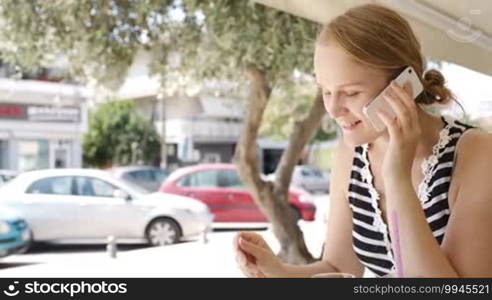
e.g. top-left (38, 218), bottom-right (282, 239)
top-left (0, 169), bottom-right (213, 246)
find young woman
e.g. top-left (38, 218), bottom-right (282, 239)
top-left (233, 4), bottom-right (492, 278)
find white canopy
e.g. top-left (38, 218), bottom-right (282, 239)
top-left (253, 0), bottom-right (492, 76)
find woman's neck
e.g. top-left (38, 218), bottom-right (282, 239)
top-left (369, 107), bottom-right (444, 160)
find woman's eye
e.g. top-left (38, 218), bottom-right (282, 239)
top-left (347, 91), bottom-right (360, 97)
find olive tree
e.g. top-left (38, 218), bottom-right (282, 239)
top-left (179, 0), bottom-right (326, 263)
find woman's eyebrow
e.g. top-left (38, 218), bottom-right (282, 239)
top-left (316, 81), bottom-right (365, 89)
top-left (337, 81), bottom-right (365, 88)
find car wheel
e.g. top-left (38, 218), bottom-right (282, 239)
top-left (290, 206), bottom-right (302, 222)
top-left (17, 240), bottom-right (33, 254)
top-left (16, 230), bottom-right (34, 254)
top-left (146, 218), bottom-right (181, 246)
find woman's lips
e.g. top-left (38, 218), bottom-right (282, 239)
top-left (340, 120), bottom-right (362, 130)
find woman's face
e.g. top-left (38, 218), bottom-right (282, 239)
top-left (314, 42), bottom-right (390, 147)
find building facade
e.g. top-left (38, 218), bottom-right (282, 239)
top-left (0, 78), bottom-right (89, 171)
top-left (130, 94), bottom-right (243, 171)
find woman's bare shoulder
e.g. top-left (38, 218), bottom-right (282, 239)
top-left (333, 139), bottom-right (355, 167)
top-left (450, 128), bottom-right (492, 204)
top-left (331, 139), bottom-right (356, 187)
top-left (456, 128), bottom-right (492, 161)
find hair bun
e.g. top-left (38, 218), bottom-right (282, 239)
top-left (424, 69), bottom-right (445, 87)
top-left (419, 69), bottom-right (454, 105)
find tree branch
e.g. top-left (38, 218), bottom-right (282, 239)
top-left (233, 63), bottom-right (271, 203)
top-left (274, 89), bottom-right (324, 195)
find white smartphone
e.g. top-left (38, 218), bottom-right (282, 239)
top-left (362, 66), bottom-right (423, 132)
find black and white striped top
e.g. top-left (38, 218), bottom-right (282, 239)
top-left (348, 116), bottom-right (474, 277)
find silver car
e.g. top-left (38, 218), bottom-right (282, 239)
top-left (292, 166), bottom-right (330, 194)
top-left (0, 169), bottom-right (213, 247)
top-left (110, 166), bottom-right (168, 192)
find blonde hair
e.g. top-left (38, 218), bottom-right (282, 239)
top-left (317, 4), bottom-right (454, 105)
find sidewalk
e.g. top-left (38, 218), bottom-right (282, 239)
top-left (0, 220), bottom-right (327, 278)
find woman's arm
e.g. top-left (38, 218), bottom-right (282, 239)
top-left (440, 130), bottom-right (492, 277)
top-left (378, 81), bottom-right (457, 277)
top-left (378, 81), bottom-right (492, 277)
top-left (280, 140), bottom-right (365, 277)
top-left (384, 176), bottom-right (458, 277)
top-left (385, 130), bottom-right (492, 277)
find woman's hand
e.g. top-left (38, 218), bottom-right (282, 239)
top-left (233, 232), bottom-right (286, 278)
top-left (312, 273), bottom-right (356, 278)
top-left (377, 81), bottom-right (421, 182)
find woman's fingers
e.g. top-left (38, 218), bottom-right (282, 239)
top-left (239, 231), bottom-right (271, 253)
top-left (238, 237), bottom-right (265, 260)
top-left (239, 231), bottom-right (262, 240)
top-left (391, 81), bottom-right (418, 122)
top-left (312, 272), bottom-right (356, 278)
top-left (235, 232), bottom-right (274, 278)
top-left (233, 233), bottom-right (240, 250)
top-left (234, 232), bottom-right (270, 278)
top-left (239, 231), bottom-right (267, 247)
top-left (236, 246), bottom-right (256, 263)
top-left (236, 248), bottom-right (262, 277)
top-left (377, 109), bottom-right (399, 138)
top-left (234, 234), bottom-right (258, 263)
top-left (383, 84), bottom-right (410, 128)
top-left (236, 251), bottom-right (256, 269)
top-left (392, 80), bottom-right (414, 100)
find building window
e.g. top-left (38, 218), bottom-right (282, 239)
top-left (18, 139), bottom-right (49, 171)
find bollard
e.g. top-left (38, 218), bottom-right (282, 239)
top-left (107, 235), bottom-right (118, 259)
top-left (202, 226), bottom-right (211, 244)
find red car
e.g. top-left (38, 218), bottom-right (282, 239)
top-left (159, 164), bottom-right (316, 222)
